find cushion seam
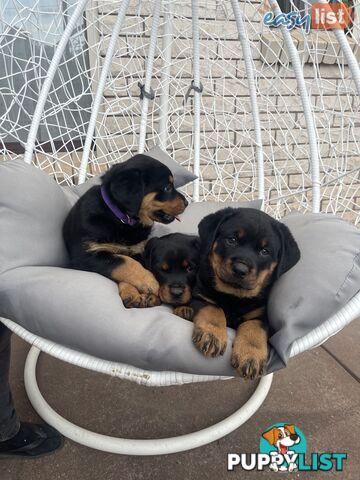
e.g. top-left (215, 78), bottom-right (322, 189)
top-left (335, 251), bottom-right (360, 299)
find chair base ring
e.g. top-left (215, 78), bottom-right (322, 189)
top-left (24, 346), bottom-right (273, 456)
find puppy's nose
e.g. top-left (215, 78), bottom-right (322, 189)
top-left (232, 261), bottom-right (250, 277)
top-left (184, 198), bottom-right (189, 207)
top-left (170, 284), bottom-right (185, 297)
top-left (290, 434), bottom-right (298, 441)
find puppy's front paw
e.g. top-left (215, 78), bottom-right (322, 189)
top-left (174, 306), bottom-right (194, 320)
top-left (119, 283), bottom-right (161, 308)
top-left (192, 326), bottom-right (227, 357)
top-left (145, 293), bottom-right (161, 307)
top-left (231, 320), bottom-right (268, 380)
top-left (136, 270), bottom-right (160, 296)
top-left (119, 283), bottom-right (146, 308)
top-left (231, 345), bottom-right (267, 380)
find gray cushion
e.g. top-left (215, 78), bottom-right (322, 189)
top-left (0, 265), bottom-right (236, 376)
top-left (151, 199), bottom-right (263, 237)
top-left (0, 159), bottom-right (359, 376)
top-left (267, 213), bottom-right (360, 371)
top-left (146, 146), bottom-right (198, 188)
top-left (0, 159), bottom-right (70, 274)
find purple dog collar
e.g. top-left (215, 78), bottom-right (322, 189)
top-left (100, 185), bottom-right (138, 226)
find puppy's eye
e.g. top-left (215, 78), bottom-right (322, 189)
top-left (164, 184), bottom-right (173, 193)
top-left (226, 236), bottom-right (237, 246)
top-left (278, 433), bottom-right (283, 439)
top-left (186, 265), bottom-right (194, 272)
top-left (259, 248), bottom-right (270, 256)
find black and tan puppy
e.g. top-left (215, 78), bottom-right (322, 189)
top-left (189, 207), bottom-right (300, 380)
top-left (144, 233), bottom-right (200, 318)
top-left (63, 154), bottom-right (188, 308)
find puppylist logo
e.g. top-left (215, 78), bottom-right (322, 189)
top-left (227, 423), bottom-right (347, 473)
top-left (258, 1), bottom-right (352, 33)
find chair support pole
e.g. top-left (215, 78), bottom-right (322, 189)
top-left (23, 0), bottom-right (89, 165)
top-left (158, 1), bottom-right (174, 151)
top-left (231, 0), bottom-right (265, 202)
top-left (268, 0), bottom-right (321, 214)
top-left (138, 0), bottom-right (162, 154)
top-left (191, 0), bottom-right (201, 202)
top-left (78, 0), bottom-right (131, 184)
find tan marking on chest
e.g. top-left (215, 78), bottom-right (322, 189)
top-left (242, 306), bottom-right (266, 321)
top-left (213, 277), bottom-right (263, 298)
top-left (196, 293), bottom-right (216, 305)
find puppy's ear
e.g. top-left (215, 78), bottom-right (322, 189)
top-left (284, 424), bottom-right (296, 435)
top-left (143, 237), bottom-right (159, 269)
top-left (262, 428), bottom-right (276, 446)
top-left (192, 236), bottom-right (201, 251)
top-left (102, 165), bottom-right (144, 218)
top-left (198, 208), bottom-right (235, 245)
top-left (273, 221), bottom-right (300, 279)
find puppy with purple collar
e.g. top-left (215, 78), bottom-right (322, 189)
top-left (63, 155), bottom-right (188, 308)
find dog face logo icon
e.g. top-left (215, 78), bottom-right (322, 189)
top-left (263, 424), bottom-right (300, 455)
top-left (260, 423), bottom-right (307, 472)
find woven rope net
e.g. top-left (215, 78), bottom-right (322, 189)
top-left (0, 0), bottom-right (359, 224)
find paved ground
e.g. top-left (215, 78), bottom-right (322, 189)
top-left (1, 320), bottom-right (359, 480)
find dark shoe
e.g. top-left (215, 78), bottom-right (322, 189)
top-left (0, 422), bottom-right (64, 459)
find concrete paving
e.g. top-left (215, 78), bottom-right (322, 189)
top-left (1, 320), bottom-right (359, 480)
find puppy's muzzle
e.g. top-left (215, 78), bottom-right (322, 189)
top-left (232, 260), bottom-right (250, 278)
top-left (159, 283), bottom-right (191, 305)
top-left (154, 195), bottom-right (188, 224)
top-left (169, 283), bottom-right (185, 298)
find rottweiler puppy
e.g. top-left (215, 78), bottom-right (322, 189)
top-left (63, 154), bottom-right (188, 308)
top-left (144, 233), bottom-right (200, 318)
top-left (189, 207), bottom-right (300, 380)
